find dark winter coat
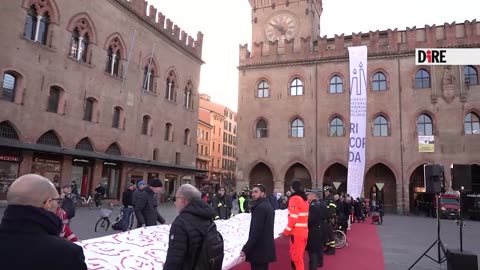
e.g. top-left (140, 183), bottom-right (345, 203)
top-left (134, 187), bottom-right (165, 226)
top-left (163, 198), bottom-right (217, 270)
top-left (132, 188), bottom-right (143, 207)
top-left (306, 199), bottom-right (328, 251)
top-left (62, 194), bottom-right (76, 219)
top-left (211, 194), bottom-right (229, 219)
top-left (0, 205), bottom-right (87, 270)
top-left (241, 198), bottom-right (276, 263)
top-left (122, 189), bottom-right (134, 208)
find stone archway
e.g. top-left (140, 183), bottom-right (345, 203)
top-left (249, 162), bottom-right (274, 195)
top-left (284, 163), bottom-right (312, 193)
top-left (323, 163), bottom-right (348, 194)
top-left (409, 164), bottom-right (434, 215)
top-left (364, 163), bottom-right (397, 213)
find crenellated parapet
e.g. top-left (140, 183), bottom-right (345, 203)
top-left (116, 0), bottom-right (203, 59)
top-left (239, 20), bottom-right (480, 66)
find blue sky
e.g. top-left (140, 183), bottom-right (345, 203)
top-left (152, 0), bottom-right (480, 111)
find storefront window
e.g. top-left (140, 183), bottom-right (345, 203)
top-left (31, 154), bottom-right (62, 185)
top-left (71, 158), bottom-right (93, 197)
top-left (102, 162), bottom-right (120, 199)
top-left (0, 152), bottom-right (20, 200)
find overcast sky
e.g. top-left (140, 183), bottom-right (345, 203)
top-left (151, 0), bottom-right (479, 111)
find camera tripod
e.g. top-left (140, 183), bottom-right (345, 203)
top-left (408, 193), bottom-right (447, 269)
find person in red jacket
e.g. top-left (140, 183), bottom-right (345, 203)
top-left (281, 180), bottom-right (309, 270)
top-left (55, 187), bottom-right (78, 242)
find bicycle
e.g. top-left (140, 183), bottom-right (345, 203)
top-left (94, 203), bottom-right (120, 232)
top-left (76, 195), bottom-right (96, 209)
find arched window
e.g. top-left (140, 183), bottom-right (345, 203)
top-left (112, 106), bottom-right (122, 128)
top-left (290, 78), bottom-right (303, 96)
top-left (257, 80), bottom-right (269, 98)
top-left (106, 143), bottom-right (121, 156)
top-left (417, 114), bottom-right (433, 135)
top-left (256, 119), bottom-right (268, 138)
top-left (372, 72), bottom-right (387, 91)
top-left (0, 121), bottom-right (19, 140)
top-left (2, 73), bottom-right (16, 102)
top-left (24, 6), bottom-right (37, 41)
top-left (68, 17), bottom-right (94, 63)
top-left (329, 75), bottom-right (343, 93)
top-left (37, 130), bottom-right (61, 147)
top-left (75, 138), bottom-right (94, 151)
top-left (329, 117), bottom-right (344, 137)
top-left (141, 116), bottom-right (150, 135)
top-left (165, 123), bottom-right (172, 141)
top-left (464, 66), bottom-right (478, 85)
top-left (37, 12), bottom-right (50, 45)
top-left (291, 118), bottom-right (304, 137)
top-left (415, 69), bottom-right (431, 89)
top-left (47, 86), bottom-right (61, 113)
top-left (464, 112), bottom-right (480, 135)
top-left (143, 64), bottom-right (155, 92)
top-left (83, 98), bottom-right (95, 121)
top-left (165, 70), bottom-right (177, 101)
top-left (105, 37), bottom-right (123, 77)
top-left (184, 80), bottom-right (194, 109)
top-left (184, 129), bottom-right (191, 145)
top-left (373, 115), bottom-right (389, 137)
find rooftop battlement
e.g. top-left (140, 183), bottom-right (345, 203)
top-left (117, 0), bottom-right (203, 59)
top-left (239, 20), bottom-right (480, 66)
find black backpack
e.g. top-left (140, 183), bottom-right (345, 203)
top-left (192, 221), bottom-right (224, 270)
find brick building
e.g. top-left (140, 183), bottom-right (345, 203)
top-left (236, 0), bottom-right (480, 213)
top-left (0, 0), bottom-right (204, 201)
top-left (195, 107), bottom-right (212, 187)
top-left (199, 94), bottom-right (238, 192)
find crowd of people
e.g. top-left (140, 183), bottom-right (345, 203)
top-left (0, 174), bottom-right (385, 270)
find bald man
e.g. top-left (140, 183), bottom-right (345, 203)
top-left (0, 174), bottom-right (87, 270)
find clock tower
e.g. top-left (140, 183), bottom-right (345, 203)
top-left (249, 0), bottom-right (322, 49)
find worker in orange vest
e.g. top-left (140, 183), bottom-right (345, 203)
top-left (281, 180), bottom-right (309, 270)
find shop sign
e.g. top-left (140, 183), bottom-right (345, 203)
top-left (0, 155), bottom-right (19, 162)
top-left (165, 174), bottom-right (177, 179)
top-left (73, 158), bottom-right (90, 164)
top-left (104, 162), bottom-right (118, 166)
top-left (34, 157), bottom-right (61, 164)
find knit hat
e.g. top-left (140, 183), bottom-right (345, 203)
top-left (137, 180), bottom-right (145, 187)
top-left (150, 179), bottom-right (163, 188)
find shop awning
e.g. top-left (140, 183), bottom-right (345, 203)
top-left (0, 138), bottom-right (208, 173)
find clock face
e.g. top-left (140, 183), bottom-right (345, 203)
top-left (264, 13), bottom-right (299, 45)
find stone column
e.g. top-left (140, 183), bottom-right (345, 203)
top-left (91, 159), bottom-right (104, 189)
top-left (19, 150), bottom-right (33, 176)
top-left (60, 156), bottom-right (73, 186)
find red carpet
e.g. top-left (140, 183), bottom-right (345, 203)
top-left (231, 218), bottom-right (384, 270)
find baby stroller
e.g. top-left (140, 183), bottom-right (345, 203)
top-left (371, 211), bottom-right (381, 225)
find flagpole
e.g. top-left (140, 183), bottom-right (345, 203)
top-left (121, 30), bottom-right (137, 93)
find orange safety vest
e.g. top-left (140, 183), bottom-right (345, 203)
top-left (283, 194), bottom-right (309, 237)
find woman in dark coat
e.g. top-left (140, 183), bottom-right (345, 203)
top-left (306, 191), bottom-right (328, 269)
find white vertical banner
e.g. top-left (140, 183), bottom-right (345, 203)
top-left (347, 46), bottom-right (368, 200)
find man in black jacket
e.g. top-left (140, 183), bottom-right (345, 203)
top-left (306, 190), bottom-right (328, 269)
top-left (0, 174), bottom-right (87, 270)
top-left (134, 179), bottom-right (165, 227)
top-left (164, 184), bottom-right (218, 270)
top-left (241, 184), bottom-right (276, 270)
top-left (211, 187), bottom-right (230, 220)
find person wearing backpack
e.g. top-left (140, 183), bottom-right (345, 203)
top-left (164, 184), bottom-right (224, 270)
top-left (61, 183), bottom-right (76, 225)
top-left (240, 184), bottom-right (276, 270)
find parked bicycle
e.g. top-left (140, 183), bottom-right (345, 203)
top-left (76, 195), bottom-right (96, 209)
top-left (94, 204), bottom-right (135, 232)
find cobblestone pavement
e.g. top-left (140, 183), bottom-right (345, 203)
top-left (0, 205), bottom-right (479, 269)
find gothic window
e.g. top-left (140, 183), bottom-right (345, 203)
top-left (417, 114), bottom-right (433, 135)
top-left (47, 86), bottom-right (61, 113)
top-left (464, 112), bottom-right (480, 135)
top-left (2, 73), bottom-right (17, 102)
top-left (68, 17), bottom-right (94, 63)
top-left (184, 129), bottom-right (191, 145)
top-left (142, 65), bottom-right (155, 92)
top-left (329, 75), bottom-right (343, 93)
top-left (165, 123), bottom-right (172, 141)
top-left (165, 70), bottom-right (177, 101)
top-left (75, 138), bottom-right (94, 151)
top-left (257, 80), bottom-right (269, 98)
top-left (24, 2), bottom-right (52, 46)
top-left (372, 72), bottom-right (387, 91)
top-left (464, 66), bottom-right (478, 85)
top-left (105, 143), bottom-right (121, 155)
top-left (37, 130), bottom-right (61, 146)
top-left (256, 119), bottom-right (268, 138)
top-left (373, 115), bottom-right (389, 137)
top-left (415, 69), bottom-right (431, 89)
top-left (141, 115), bottom-right (150, 135)
top-left (329, 117), bottom-right (344, 137)
top-left (290, 78), bottom-right (303, 96)
top-left (0, 122), bottom-right (19, 140)
top-left (184, 80), bottom-right (194, 109)
top-left (105, 37), bottom-right (123, 77)
top-left (291, 118), bottom-right (304, 138)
